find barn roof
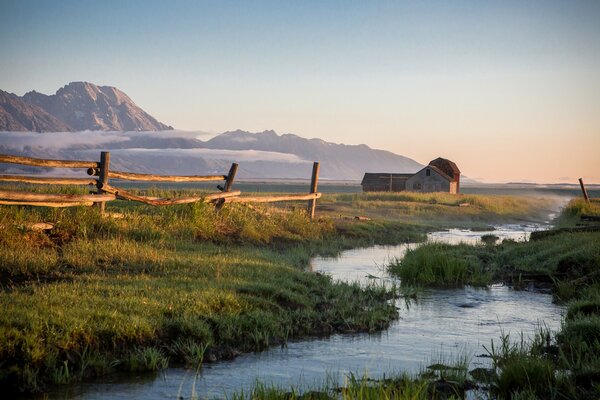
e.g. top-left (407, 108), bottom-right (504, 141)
top-left (428, 157), bottom-right (460, 181)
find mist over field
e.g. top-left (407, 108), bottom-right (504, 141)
top-left (0, 130), bottom-right (315, 179)
top-left (0, 130), bottom-right (423, 180)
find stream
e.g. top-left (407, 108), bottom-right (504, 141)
top-left (47, 223), bottom-right (564, 399)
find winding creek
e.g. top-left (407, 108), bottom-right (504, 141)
top-left (47, 223), bottom-right (564, 399)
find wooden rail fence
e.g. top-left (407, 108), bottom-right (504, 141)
top-left (0, 152), bottom-right (321, 219)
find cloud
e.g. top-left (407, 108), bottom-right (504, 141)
top-left (77, 147), bottom-right (306, 164)
top-left (0, 130), bottom-right (216, 150)
top-left (0, 131), bottom-right (130, 149)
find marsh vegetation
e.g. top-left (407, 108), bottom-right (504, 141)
top-left (386, 198), bottom-right (600, 399)
top-left (0, 185), bottom-right (586, 397)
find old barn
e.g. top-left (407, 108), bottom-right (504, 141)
top-left (361, 157), bottom-right (461, 194)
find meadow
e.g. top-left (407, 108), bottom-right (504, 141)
top-left (0, 185), bottom-right (567, 394)
top-left (318, 190), bottom-right (557, 228)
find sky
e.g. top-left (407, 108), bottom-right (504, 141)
top-left (1, 0), bottom-right (599, 183)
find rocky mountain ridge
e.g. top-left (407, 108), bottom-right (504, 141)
top-left (0, 82), bottom-right (172, 132)
top-left (201, 130), bottom-right (423, 180)
top-left (0, 90), bottom-right (72, 132)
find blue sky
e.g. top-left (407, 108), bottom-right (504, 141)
top-left (1, 1), bottom-right (599, 182)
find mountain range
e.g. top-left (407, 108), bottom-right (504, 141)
top-left (200, 130), bottom-right (423, 179)
top-left (0, 82), bottom-right (426, 180)
top-left (0, 129), bottom-right (424, 180)
top-left (0, 82), bottom-right (172, 132)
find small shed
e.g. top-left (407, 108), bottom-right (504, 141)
top-left (360, 173), bottom-right (413, 192)
top-left (361, 157), bottom-right (461, 194)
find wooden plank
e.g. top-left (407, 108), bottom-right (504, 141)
top-left (307, 162), bottom-right (320, 219)
top-left (204, 191), bottom-right (242, 203)
top-left (0, 174), bottom-right (97, 185)
top-left (143, 191), bottom-right (242, 203)
top-left (0, 189), bottom-right (115, 202)
top-left (226, 193), bottom-right (321, 204)
top-left (107, 170), bottom-right (227, 182)
top-left (22, 222), bottom-right (55, 230)
top-left (0, 200), bottom-right (94, 207)
top-left (0, 154), bottom-right (99, 169)
top-left (99, 183), bottom-right (240, 206)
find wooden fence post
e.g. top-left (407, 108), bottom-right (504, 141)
top-left (307, 161), bottom-right (320, 220)
top-left (579, 178), bottom-right (590, 203)
top-left (96, 151), bottom-right (110, 214)
top-left (216, 163), bottom-right (238, 210)
top-left (224, 163), bottom-right (239, 192)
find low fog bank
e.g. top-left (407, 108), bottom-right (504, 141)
top-left (461, 186), bottom-right (595, 222)
top-left (0, 130), bottom-right (213, 150)
top-left (0, 131), bottom-right (314, 179)
top-left (0, 130), bottom-right (421, 180)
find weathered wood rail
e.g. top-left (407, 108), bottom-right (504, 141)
top-left (0, 154), bottom-right (99, 169)
top-left (0, 152), bottom-right (322, 219)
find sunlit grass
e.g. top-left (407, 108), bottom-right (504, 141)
top-left (0, 188), bottom-right (414, 393)
top-left (389, 243), bottom-right (492, 287)
top-left (0, 184), bottom-right (575, 393)
top-left (319, 191), bottom-right (556, 227)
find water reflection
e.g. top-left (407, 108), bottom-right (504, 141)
top-left (427, 223), bottom-right (545, 246)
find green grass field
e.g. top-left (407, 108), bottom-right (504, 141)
top-left (0, 185), bottom-right (570, 394)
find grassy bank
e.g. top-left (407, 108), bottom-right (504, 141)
top-left (390, 199), bottom-right (600, 289)
top-left (228, 371), bottom-right (463, 400)
top-left (385, 199), bottom-right (600, 398)
top-left (232, 198), bottom-right (599, 399)
top-left (0, 186), bottom-right (562, 393)
top-left (0, 197), bottom-right (420, 393)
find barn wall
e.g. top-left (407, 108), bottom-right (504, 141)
top-left (361, 174), bottom-right (408, 192)
top-left (449, 181), bottom-right (458, 194)
top-left (405, 168), bottom-right (451, 193)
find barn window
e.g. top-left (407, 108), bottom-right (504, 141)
top-left (426, 169), bottom-right (431, 176)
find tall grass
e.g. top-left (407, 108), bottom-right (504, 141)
top-left (389, 244), bottom-right (492, 287)
top-left (0, 186), bottom-right (576, 393)
top-left (554, 198), bottom-right (600, 228)
top-left (0, 188), bottom-right (417, 393)
top-left (389, 220), bottom-right (599, 289)
top-left (323, 191), bottom-right (556, 226)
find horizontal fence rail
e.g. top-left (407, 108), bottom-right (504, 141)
top-left (99, 183), bottom-right (241, 206)
top-left (101, 170), bottom-right (228, 182)
top-left (224, 193), bottom-right (321, 204)
top-left (0, 152), bottom-right (322, 219)
top-left (0, 174), bottom-right (97, 185)
top-left (0, 154), bottom-right (99, 169)
top-left (0, 189), bottom-right (115, 203)
top-left (0, 200), bottom-right (95, 208)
